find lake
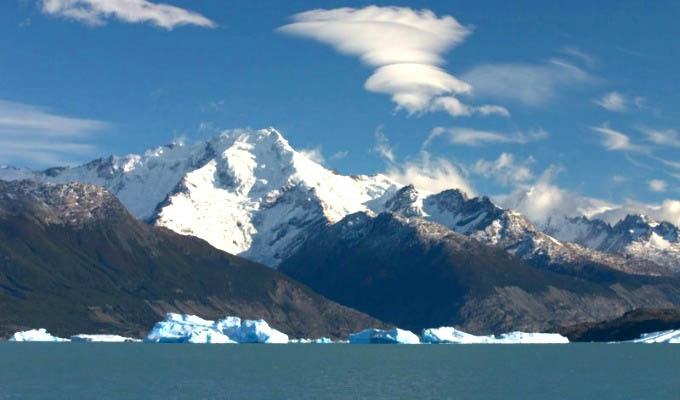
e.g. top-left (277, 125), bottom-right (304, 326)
top-left (0, 343), bottom-right (678, 399)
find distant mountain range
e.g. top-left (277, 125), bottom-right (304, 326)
top-left (2, 128), bottom-right (678, 275)
top-left (0, 179), bottom-right (381, 338)
top-left (1, 128), bottom-right (679, 335)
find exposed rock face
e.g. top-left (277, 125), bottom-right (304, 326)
top-left (0, 180), bottom-right (383, 339)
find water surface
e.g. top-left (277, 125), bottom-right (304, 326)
top-left (0, 343), bottom-right (678, 399)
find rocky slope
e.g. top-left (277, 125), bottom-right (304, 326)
top-left (0, 180), bottom-right (383, 339)
top-left (279, 212), bottom-right (680, 334)
top-left (557, 308), bottom-right (680, 342)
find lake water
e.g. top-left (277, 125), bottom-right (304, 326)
top-left (0, 343), bottom-right (678, 399)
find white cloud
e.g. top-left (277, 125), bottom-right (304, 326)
top-left (424, 127), bottom-right (548, 147)
top-left (298, 146), bottom-right (325, 165)
top-left (559, 46), bottom-right (597, 67)
top-left (373, 127), bottom-right (395, 162)
top-left (595, 91), bottom-right (627, 112)
top-left (642, 128), bottom-right (680, 148)
top-left (648, 179), bottom-right (668, 192)
top-left (591, 124), bottom-right (647, 153)
top-left (472, 153), bottom-right (534, 186)
top-left (612, 175), bottom-right (626, 183)
top-left (41, 0), bottom-right (215, 29)
top-left (462, 58), bottom-right (594, 106)
top-left (0, 99), bottom-right (106, 166)
top-left (496, 168), bottom-right (618, 224)
top-left (278, 6), bottom-right (506, 118)
top-left (385, 151), bottom-right (475, 196)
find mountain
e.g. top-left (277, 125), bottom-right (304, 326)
top-left (542, 214), bottom-right (680, 273)
top-left (0, 129), bottom-right (400, 267)
top-left (0, 179), bottom-right (383, 339)
top-left (381, 185), bottom-right (671, 276)
top-left (557, 308), bottom-right (680, 342)
top-left (279, 211), bottom-right (680, 334)
top-left (1, 128), bottom-right (677, 274)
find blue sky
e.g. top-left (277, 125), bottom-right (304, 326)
top-left (1, 0), bottom-right (680, 222)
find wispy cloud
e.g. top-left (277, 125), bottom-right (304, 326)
top-left (591, 124), bottom-right (648, 153)
top-left (385, 151), bottom-right (475, 196)
top-left (595, 91), bottom-right (627, 112)
top-left (559, 46), bottom-right (597, 67)
top-left (424, 127), bottom-right (548, 147)
top-left (41, 0), bottom-right (216, 29)
top-left (648, 179), bottom-right (668, 192)
top-left (642, 128), bottom-right (680, 148)
top-left (0, 99), bottom-right (107, 166)
top-left (298, 146), bottom-right (325, 165)
top-left (278, 6), bottom-right (506, 118)
top-left (462, 58), bottom-right (594, 106)
top-left (373, 126), bottom-right (395, 162)
top-left (472, 153), bottom-right (534, 186)
top-left (329, 150), bottom-right (348, 161)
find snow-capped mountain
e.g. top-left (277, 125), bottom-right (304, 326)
top-left (1, 127), bottom-right (677, 274)
top-left (0, 129), bottom-right (400, 266)
top-left (543, 214), bottom-right (680, 272)
top-left (380, 185), bottom-right (669, 275)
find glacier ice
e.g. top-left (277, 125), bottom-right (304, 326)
top-left (144, 313), bottom-right (288, 344)
top-left (629, 329), bottom-right (680, 343)
top-left (289, 337), bottom-right (333, 344)
top-left (70, 334), bottom-right (141, 343)
top-left (349, 328), bottom-right (420, 344)
top-left (421, 327), bottom-right (569, 344)
top-left (9, 328), bottom-right (69, 342)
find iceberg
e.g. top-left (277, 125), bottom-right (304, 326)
top-left (629, 329), bottom-right (680, 343)
top-left (349, 328), bottom-right (420, 344)
top-left (9, 328), bottom-right (70, 342)
top-left (289, 337), bottom-right (333, 344)
top-left (70, 334), bottom-right (141, 343)
top-left (422, 327), bottom-right (569, 344)
top-left (144, 313), bottom-right (288, 344)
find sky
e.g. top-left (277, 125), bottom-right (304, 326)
top-left (1, 0), bottom-right (680, 224)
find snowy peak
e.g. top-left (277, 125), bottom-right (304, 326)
top-left (545, 213), bottom-right (680, 272)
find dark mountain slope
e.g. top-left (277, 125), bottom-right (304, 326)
top-left (279, 212), bottom-right (680, 334)
top-left (557, 308), bottom-right (680, 342)
top-left (0, 180), bottom-right (383, 339)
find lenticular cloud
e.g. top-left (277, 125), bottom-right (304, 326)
top-left (278, 6), bottom-right (507, 118)
top-left (41, 0), bottom-right (216, 29)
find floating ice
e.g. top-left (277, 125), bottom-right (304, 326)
top-left (70, 334), bottom-right (141, 343)
top-left (9, 328), bottom-right (69, 342)
top-left (289, 337), bottom-right (333, 344)
top-left (349, 328), bottom-right (420, 344)
top-left (422, 327), bottom-right (569, 344)
top-left (629, 329), bottom-right (680, 343)
top-left (144, 313), bottom-right (288, 344)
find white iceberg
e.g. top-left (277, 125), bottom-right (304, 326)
top-left (144, 313), bottom-right (288, 344)
top-left (70, 334), bottom-right (141, 343)
top-left (9, 328), bottom-right (70, 342)
top-left (629, 329), bottom-right (680, 343)
top-left (422, 327), bottom-right (569, 344)
top-left (349, 328), bottom-right (420, 344)
top-left (289, 337), bottom-right (333, 344)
